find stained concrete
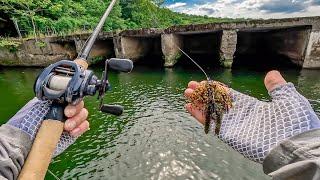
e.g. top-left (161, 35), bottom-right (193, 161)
top-left (161, 34), bottom-right (183, 67)
top-left (114, 35), bottom-right (162, 65)
top-left (220, 30), bottom-right (237, 68)
top-left (304, 31), bottom-right (320, 69)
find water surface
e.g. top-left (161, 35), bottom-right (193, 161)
top-left (0, 66), bottom-right (319, 180)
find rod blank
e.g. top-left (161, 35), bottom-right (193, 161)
top-left (79, 0), bottom-right (118, 61)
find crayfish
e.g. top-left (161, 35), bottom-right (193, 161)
top-left (187, 81), bottom-right (233, 134)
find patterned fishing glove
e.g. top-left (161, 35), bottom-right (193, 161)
top-left (7, 98), bottom-right (76, 157)
top-left (218, 83), bottom-right (320, 163)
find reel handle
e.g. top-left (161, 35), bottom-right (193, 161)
top-left (100, 104), bottom-right (124, 116)
top-left (108, 58), bottom-right (133, 73)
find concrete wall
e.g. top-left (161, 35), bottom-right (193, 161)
top-left (0, 39), bottom-right (76, 66)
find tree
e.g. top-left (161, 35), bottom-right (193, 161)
top-left (0, 0), bottom-right (55, 39)
top-left (0, 0), bottom-right (237, 38)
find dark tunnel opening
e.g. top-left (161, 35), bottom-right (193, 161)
top-left (175, 31), bottom-right (222, 69)
top-left (233, 25), bottom-right (312, 70)
top-left (88, 39), bottom-right (115, 66)
top-left (134, 36), bottom-right (164, 67)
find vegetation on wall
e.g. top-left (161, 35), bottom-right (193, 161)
top-left (0, 38), bottom-right (21, 52)
top-left (0, 0), bottom-right (239, 38)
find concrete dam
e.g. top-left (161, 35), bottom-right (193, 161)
top-left (1, 16), bottom-right (320, 69)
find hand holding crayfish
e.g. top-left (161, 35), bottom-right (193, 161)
top-left (184, 70), bottom-right (320, 163)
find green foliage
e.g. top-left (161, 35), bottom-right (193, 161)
top-left (0, 38), bottom-right (21, 52)
top-left (90, 56), bottom-right (105, 64)
top-left (1, 0), bottom-right (241, 37)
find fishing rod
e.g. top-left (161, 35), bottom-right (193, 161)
top-left (18, 0), bottom-right (133, 179)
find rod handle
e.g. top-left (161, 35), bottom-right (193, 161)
top-left (74, 58), bottom-right (89, 70)
top-left (18, 120), bottom-right (64, 180)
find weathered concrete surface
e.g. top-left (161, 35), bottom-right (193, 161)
top-left (0, 46), bottom-right (67, 66)
top-left (0, 34), bottom-right (114, 66)
top-left (304, 31), bottom-right (320, 68)
top-left (0, 38), bottom-right (76, 66)
top-left (161, 34), bottom-right (183, 67)
top-left (89, 39), bottom-right (114, 58)
top-left (113, 36), bottom-right (148, 60)
top-left (114, 36), bottom-right (162, 62)
top-left (165, 17), bottom-right (320, 33)
top-left (220, 30), bottom-right (237, 68)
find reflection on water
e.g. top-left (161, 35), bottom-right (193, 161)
top-left (0, 66), bottom-right (319, 180)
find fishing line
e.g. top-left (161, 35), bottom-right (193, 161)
top-left (48, 169), bottom-right (61, 180)
top-left (174, 44), bottom-right (210, 81)
top-left (308, 99), bottom-right (320, 104)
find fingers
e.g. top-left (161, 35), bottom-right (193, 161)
top-left (64, 101), bottom-right (84, 118)
top-left (64, 108), bottom-right (88, 131)
top-left (70, 120), bottom-right (90, 137)
top-left (63, 100), bottom-right (90, 137)
top-left (188, 81), bottom-right (200, 90)
top-left (185, 81), bottom-right (200, 99)
top-left (264, 70), bottom-right (287, 92)
top-left (184, 88), bottom-right (194, 99)
top-left (185, 81), bottom-right (205, 125)
top-left (185, 103), bottom-right (206, 125)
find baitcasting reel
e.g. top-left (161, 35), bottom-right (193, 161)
top-left (34, 58), bottom-right (133, 116)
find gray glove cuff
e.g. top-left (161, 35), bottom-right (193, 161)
top-left (7, 98), bottom-right (77, 157)
top-left (217, 83), bottom-right (320, 163)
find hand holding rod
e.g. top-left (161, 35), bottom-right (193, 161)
top-left (18, 0), bottom-right (118, 179)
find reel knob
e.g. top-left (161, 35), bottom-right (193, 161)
top-left (108, 58), bottom-right (133, 73)
top-left (100, 104), bottom-right (124, 116)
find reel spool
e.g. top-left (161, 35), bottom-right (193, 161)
top-left (34, 58), bottom-right (133, 116)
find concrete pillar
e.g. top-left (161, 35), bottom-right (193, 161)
top-left (161, 34), bottom-right (183, 68)
top-left (303, 31), bottom-right (320, 69)
top-left (113, 36), bottom-right (148, 61)
top-left (220, 30), bottom-right (237, 68)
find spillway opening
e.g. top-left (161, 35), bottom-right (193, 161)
top-left (134, 36), bottom-right (164, 67)
top-left (88, 39), bottom-right (115, 65)
top-left (233, 25), bottom-right (312, 70)
top-left (175, 31), bottom-right (223, 68)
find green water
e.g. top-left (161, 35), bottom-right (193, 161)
top-left (0, 66), bottom-right (319, 180)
